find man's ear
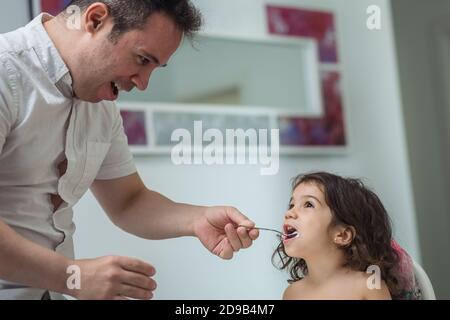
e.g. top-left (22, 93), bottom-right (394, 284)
top-left (83, 3), bottom-right (110, 34)
top-left (333, 225), bottom-right (356, 247)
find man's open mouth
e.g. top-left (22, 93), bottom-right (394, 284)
top-left (282, 224), bottom-right (299, 241)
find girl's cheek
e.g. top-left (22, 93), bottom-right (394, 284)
top-left (308, 220), bottom-right (329, 238)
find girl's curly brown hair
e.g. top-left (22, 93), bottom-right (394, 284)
top-left (272, 172), bottom-right (405, 299)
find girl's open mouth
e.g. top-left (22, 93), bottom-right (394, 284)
top-left (282, 224), bottom-right (300, 242)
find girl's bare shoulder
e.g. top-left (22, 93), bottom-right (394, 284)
top-left (351, 270), bottom-right (392, 300)
top-left (282, 279), bottom-right (307, 300)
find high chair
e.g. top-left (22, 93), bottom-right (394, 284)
top-left (413, 260), bottom-right (436, 300)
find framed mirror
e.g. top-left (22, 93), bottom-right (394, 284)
top-left (121, 33), bottom-right (324, 117)
top-left (118, 5), bottom-right (348, 154)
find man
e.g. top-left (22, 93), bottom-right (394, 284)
top-left (0, 0), bottom-right (259, 300)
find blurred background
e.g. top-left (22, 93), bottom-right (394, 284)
top-left (1, 0), bottom-right (449, 299)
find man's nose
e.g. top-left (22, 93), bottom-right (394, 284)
top-left (131, 69), bottom-right (152, 91)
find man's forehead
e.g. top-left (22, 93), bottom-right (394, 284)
top-left (126, 22), bottom-right (182, 51)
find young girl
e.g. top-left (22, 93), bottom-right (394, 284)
top-left (272, 172), bottom-right (420, 300)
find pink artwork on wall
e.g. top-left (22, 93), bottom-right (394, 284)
top-left (39, 0), bottom-right (71, 16)
top-left (279, 71), bottom-right (346, 146)
top-left (120, 110), bottom-right (148, 146)
top-left (267, 5), bottom-right (346, 147)
top-left (267, 5), bottom-right (338, 63)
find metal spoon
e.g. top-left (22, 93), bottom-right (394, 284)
top-left (239, 225), bottom-right (285, 237)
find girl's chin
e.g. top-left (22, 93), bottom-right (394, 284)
top-left (284, 247), bottom-right (304, 259)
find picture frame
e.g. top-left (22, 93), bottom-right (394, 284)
top-left (118, 102), bottom-right (276, 155)
top-left (119, 104), bottom-right (153, 155)
top-left (118, 5), bottom-right (348, 155)
top-left (118, 102), bottom-right (347, 156)
top-left (267, 5), bottom-right (349, 151)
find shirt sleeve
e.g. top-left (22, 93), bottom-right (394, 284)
top-left (0, 58), bottom-right (18, 154)
top-left (95, 103), bottom-right (137, 180)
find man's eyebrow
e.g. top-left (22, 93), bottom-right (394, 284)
top-left (140, 50), bottom-right (168, 67)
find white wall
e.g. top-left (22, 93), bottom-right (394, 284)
top-left (392, 0), bottom-right (450, 299)
top-left (73, 0), bottom-right (420, 299)
top-left (0, 0), bottom-right (421, 299)
top-left (0, 0), bottom-right (30, 33)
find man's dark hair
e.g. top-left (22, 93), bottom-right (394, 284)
top-left (63, 0), bottom-right (202, 41)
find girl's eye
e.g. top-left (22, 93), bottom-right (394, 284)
top-left (288, 203), bottom-right (294, 210)
top-left (304, 201), bottom-right (314, 208)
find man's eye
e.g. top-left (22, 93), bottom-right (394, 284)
top-left (138, 56), bottom-right (149, 65)
top-left (305, 201), bottom-right (314, 208)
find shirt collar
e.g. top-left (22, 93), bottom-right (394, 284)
top-left (27, 13), bottom-right (74, 98)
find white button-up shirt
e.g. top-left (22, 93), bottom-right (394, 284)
top-left (0, 14), bottom-right (137, 299)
